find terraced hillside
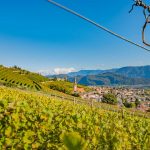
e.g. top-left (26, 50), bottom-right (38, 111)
top-left (0, 65), bottom-right (49, 90)
top-left (0, 65), bottom-right (85, 100)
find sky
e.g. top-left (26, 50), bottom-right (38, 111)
top-left (0, 0), bottom-right (150, 74)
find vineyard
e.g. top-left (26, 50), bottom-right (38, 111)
top-left (42, 80), bottom-right (91, 96)
top-left (0, 66), bottom-right (48, 91)
top-left (0, 86), bottom-right (150, 149)
top-left (0, 65), bottom-right (93, 103)
top-left (0, 66), bottom-right (90, 98)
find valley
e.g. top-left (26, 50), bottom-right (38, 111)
top-left (0, 65), bottom-right (150, 149)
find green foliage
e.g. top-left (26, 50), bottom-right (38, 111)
top-left (43, 81), bottom-right (90, 96)
top-left (62, 132), bottom-right (87, 150)
top-left (3, 82), bottom-right (14, 87)
top-left (123, 99), bottom-right (134, 108)
top-left (102, 93), bottom-right (118, 105)
top-left (135, 98), bottom-right (141, 108)
top-left (72, 92), bottom-right (80, 97)
top-left (12, 65), bottom-right (22, 70)
top-left (0, 87), bottom-right (150, 149)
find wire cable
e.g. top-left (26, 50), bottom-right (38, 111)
top-left (47, 0), bottom-right (150, 52)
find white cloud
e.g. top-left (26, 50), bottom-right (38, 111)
top-left (54, 68), bottom-right (76, 75)
top-left (37, 67), bottom-right (76, 75)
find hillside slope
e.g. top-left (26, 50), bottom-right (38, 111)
top-left (115, 66), bottom-right (150, 78)
top-left (42, 80), bottom-right (91, 96)
top-left (0, 65), bottom-right (87, 99)
top-left (0, 65), bottom-right (49, 90)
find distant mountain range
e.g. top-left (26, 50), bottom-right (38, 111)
top-left (67, 69), bottom-right (116, 77)
top-left (47, 65), bottom-right (150, 86)
top-left (76, 73), bottom-right (150, 86)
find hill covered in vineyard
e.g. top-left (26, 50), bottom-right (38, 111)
top-left (0, 65), bottom-right (89, 97)
top-left (0, 65), bottom-right (49, 90)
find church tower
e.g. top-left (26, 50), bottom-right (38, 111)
top-left (73, 77), bottom-right (77, 93)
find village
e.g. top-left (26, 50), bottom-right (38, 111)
top-left (79, 86), bottom-right (150, 112)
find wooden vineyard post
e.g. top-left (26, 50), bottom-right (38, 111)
top-left (122, 108), bottom-right (125, 118)
top-left (74, 98), bottom-right (76, 105)
top-left (91, 99), bottom-right (94, 108)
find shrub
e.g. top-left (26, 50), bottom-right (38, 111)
top-left (135, 98), bottom-right (141, 108)
top-left (102, 93), bottom-right (118, 105)
top-left (123, 100), bottom-right (133, 108)
top-left (72, 93), bottom-right (80, 97)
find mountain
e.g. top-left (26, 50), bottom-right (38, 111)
top-left (67, 69), bottom-right (117, 77)
top-left (77, 72), bottom-right (150, 86)
top-left (67, 66), bottom-right (150, 78)
top-left (115, 66), bottom-right (150, 79)
top-left (68, 70), bottom-right (104, 77)
top-left (47, 65), bottom-right (150, 86)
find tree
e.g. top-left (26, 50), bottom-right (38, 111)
top-left (102, 93), bottom-right (118, 105)
top-left (135, 98), bottom-right (141, 108)
top-left (64, 76), bottom-right (68, 81)
top-left (123, 99), bottom-right (134, 108)
top-left (12, 65), bottom-right (21, 70)
top-left (53, 76), bottom-right (57, 81)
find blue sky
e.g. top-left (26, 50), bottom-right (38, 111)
top-left (0, 0), bottom-right (150, 74)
